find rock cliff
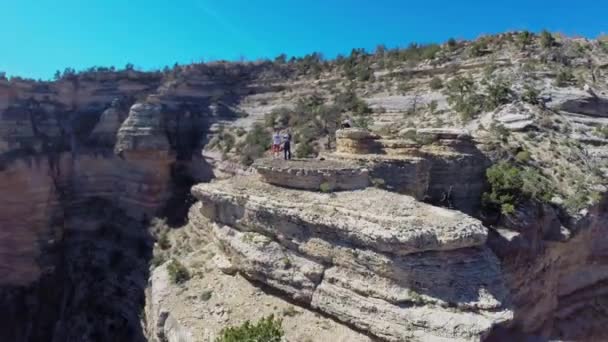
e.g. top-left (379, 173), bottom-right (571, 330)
top-left (190, 176), bottom-right (512, 341)
top-left (1, 32), bottom-right (608, 341)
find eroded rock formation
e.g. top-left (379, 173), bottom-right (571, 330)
top-left (191, 172), bottom-right (513, 341)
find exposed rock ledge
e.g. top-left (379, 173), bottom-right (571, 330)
top-left (191, 177), bottom-right (513, 342)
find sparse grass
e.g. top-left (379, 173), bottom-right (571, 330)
top-left (215, 315), bottom-right (283, 342)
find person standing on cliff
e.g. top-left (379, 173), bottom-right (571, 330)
top-left (272, 129), bottom-right (282, 158)
top-left (283, 130), bottom-right (292, 160)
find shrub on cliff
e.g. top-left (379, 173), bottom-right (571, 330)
top-left (554, 69), bottom-right (575, 87)
top-left (540, 30), bottom-right (555, 48)
top-left (445, 75), bottom-right (484, 121)
top-left (215, 315), bottom-right (283, 342)
top-left (483, 162), bottom-right (553, 215)
top-left (522, 84), bottom-right (540, 105)
top-left (429, 77), bottom-right (443, 90)
top-left (239, 123), bottom-right (271, 165)
top-left (484, 77), bottom-right (513, 110)
top-left (517, 30), bottom-right (533, 50)
top-left (167, 259), bottom-right (190, 284)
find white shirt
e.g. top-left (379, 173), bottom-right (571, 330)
top-left (273, 133), bottom-right (281, 145)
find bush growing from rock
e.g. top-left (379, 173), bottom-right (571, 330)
top-left (319, 182), bottom-right (332, 193)
top-left (239, 123), bottom-right (271, 165)
top-left (445, 75), bottom-right (480, 121)
top-left (158, 230), bottom-right (171, 250)
top-left (484, 77), bottom-right (512, 110)
top-left (540, 30), bottom-right (555, 48)
top-left (554, 69), bottom-right (575, 87)
top-left (429, 77), bottom-right (443, 90)
top-left (468, 41), bottom-right (488, 57)
top-left (150, 253), bottom-right (167, 268)
top-left (522, 84), bottom-right (540, 105)
top-left (446, 37), bottom-right (458, 50)
top-left (427, 100), bottom-right (439, 115)
top-left (216, 315), bottom-right (283, 342)
top-left (517, 30), bottom-right (533, 50)
top-left (516, 150), bottom-right (531, 163)
top-left (295, 140), bottom-right (315, 158)
top-left (167, 259), bottom-right (190, 284)
top-left (483, 162), bottom-right (553, 216)
top-left (200, 290), bottom-right (213, 301)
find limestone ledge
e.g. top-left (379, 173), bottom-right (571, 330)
top-left (191, 177), bottom-right (513, 341)
top-left (252, 158), bottom-right (370, 191)
top-left (192, 177), bottom-right (487, 256)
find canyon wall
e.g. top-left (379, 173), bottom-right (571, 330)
top-left (0, 64), bottom-right (283, 340)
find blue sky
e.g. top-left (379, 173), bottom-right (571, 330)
top-left (2, 0), bottom-right (607, 80)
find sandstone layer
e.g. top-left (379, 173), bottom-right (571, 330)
top-left (192, 177), bottom-right (513, 342)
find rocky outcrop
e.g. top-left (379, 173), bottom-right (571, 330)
top-left (253, 158), bottom-right (370, 191)
top-left (331, 128), bottom-right (489, 214)
top-left (336, 128), bottom-right (382, 154)
top-left (192, 177), bottom-right (513, 341)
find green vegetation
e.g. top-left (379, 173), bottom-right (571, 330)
top-left (200, 290), bottom-right (213, 301)
top-left (427, 100), bottom-right (438, 115)
top-left (595, 125), bottom-right (608, 139)
top-left (446, 37), bottom-right (458, 51)
top-left (429, 76), bottom-right (444, 90)
top-left (260, 90), bottom-right (371, 158)
top-left (295, 140), bottom-right (315, 158)
top-left (468, 40), bottom-right (488, 57)
top-left (215, 315), bottom-right (283, 342)
top-left (483, 162), bottom-right (553, 215)
top-left (515, 150), bottom-right (531, 163)
top-left (167, 258), bottom-right (190, 284)
top-left (522, 84), bottom-right (541, 105)
top-left (540, 30), bottom-right (555, 48)
top-left (517, 30), bottom-right (533, 50)
top-left (555, 69), bottom-right (575, 87)
top-left (238, 123), bottom-right (271, 165)
top-left (319, 182), bottom-right (332, 193)
top-left (445, 75), bottom-right (483, 121)
top-left (151, 253), bottom-right (167, 268)
top-left (484, 77), bottom-right (512, 110)
top-left (158, 230), bottom-right (171, 250)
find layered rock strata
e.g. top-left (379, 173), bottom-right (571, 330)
top-left (192, 176), bottom-right (513, 341)
top-left (253, 158), bottom-right (370, 191)
top-left (331, 128), bottom-right (488, 214)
